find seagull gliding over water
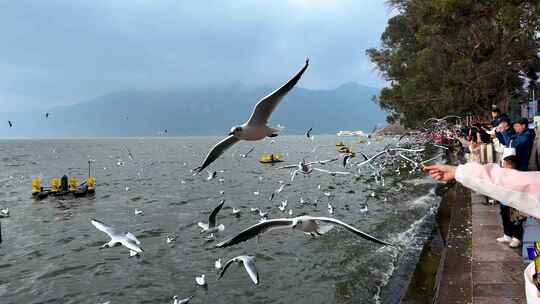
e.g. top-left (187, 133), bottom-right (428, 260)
top-left (91, 219), bottom-right (143, 256)
top-left (216, 216), bottom-right (393, 248)
top-left (218, 255), bottom-right (259, 285)
top-left (198, 200), bottom-right (226, 234)
top-left (194, 59), bottom-right (309, 173)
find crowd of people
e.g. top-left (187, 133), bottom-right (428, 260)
top-left (425, 107), bottom-right (540, 299)
top-left (453, 108), bottom-right (536, 247)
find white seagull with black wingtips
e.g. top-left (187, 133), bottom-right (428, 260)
top-left (217, 255), bottom-right (259, 285)
top-left (198, 200), bottom-right (226, 234)
top-left (91, 219), bottom-right (143, 256)
top-left (194, 59), bottom-right (309, 173)
top-left (216, 216), bottom-right (393, 248)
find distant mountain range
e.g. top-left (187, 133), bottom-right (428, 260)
top-left (0, 82), bottom-right (386, 138)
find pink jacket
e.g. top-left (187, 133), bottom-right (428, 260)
top-left (456, 162), bottom-right (540, 218)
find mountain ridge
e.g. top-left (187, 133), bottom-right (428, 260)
top-left (0, 82), bottom-right (386, 138)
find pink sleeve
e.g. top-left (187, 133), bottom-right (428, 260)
top-left (455, 162), bottom-right (540, 218)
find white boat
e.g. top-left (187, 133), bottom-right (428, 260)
top-left (337, 130), bottom-right (366, 137)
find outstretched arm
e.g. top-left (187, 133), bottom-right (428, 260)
top-left (425, 163), bottom-right (540, 218)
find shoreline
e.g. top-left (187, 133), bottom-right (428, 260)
top-left (401, 148), bottom-right (474, 303)
top-left (401, 147), bottom-right (528, 303)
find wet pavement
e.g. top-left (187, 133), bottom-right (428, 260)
top-left (470, 192), bottom-right (526, 304)
top-left (437, 184), bottom-right (472, 304)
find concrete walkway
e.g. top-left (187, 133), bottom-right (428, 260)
top-left (471, 192), bottom-right (526, 303)
top-left (437, 184), bottom-right (473, 304)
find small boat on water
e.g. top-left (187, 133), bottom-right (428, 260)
top-left (338, 146), bottom-right (353, 154)
top-left (259, 154), bottom-right (284, 164)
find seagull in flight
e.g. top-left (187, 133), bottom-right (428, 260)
top-left (355, 147), bottom-right (424, 168)
top-left (198, 200), bottom-right (226, 234)
top-left (216, 215), bottom-right (393, 248)
top-left (306, 127), bottom-right (313, 139)
top-left (281, 158), bottom-right (345, 181)
top-left (278, 158), bottom-right (338, 170)
top-left (313, 168), bottom-right (351, 176)
top-left (207, 171), bottom-right (217, 181)
top-left (424, 115), bottom-right (461, 125)
top-left (124, 145), bottom-right (135, 160)
top-left (269, 183), bottom-right (286, 201)
top-left (218, 255), bottom-right (259, 285)
top-left (91, 219), bottom-right (143, 256)
top-left (287, 159), bottom-right (313, 181)
top-left (194, 59), bottom-right (309, 173)
top-left (240, 147), bottom-right (255, 158)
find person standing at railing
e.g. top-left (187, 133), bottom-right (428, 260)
top-left (510, 118), bottom-right (535, 171)
top-left (495, 116), bottom-right (514, 147)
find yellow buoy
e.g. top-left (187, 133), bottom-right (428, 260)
top-left (69, 177), bottom-right (79, 192)
top-left (87, 177), bottom-right (96, 191)
top-left (259, 154), bottom-right (284, 163)
top-left (51, 178), bottom-right (61, 192)
top-left (32, 178), bottom-right (42, 195)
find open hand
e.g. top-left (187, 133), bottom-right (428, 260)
top-left (423, 164), bottom-right (457, 182)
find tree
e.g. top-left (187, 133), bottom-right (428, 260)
top-left (367, 0), bottom-right (540, 127)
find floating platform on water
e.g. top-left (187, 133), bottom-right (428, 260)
top-left (337, 146), bottom-right (353, 154)
top-left (32, 176), bottom-right (96, 200)
top-left (259, 154), bottom-right (284, 164)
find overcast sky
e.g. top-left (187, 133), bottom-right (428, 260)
top-left (0, 0), bottom-right (394, 112)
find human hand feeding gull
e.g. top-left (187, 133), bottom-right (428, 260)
top-left (217, 255), bottom-right (260, 285)
top-left (193, 59), bottom-right (309, 173)
top-left (215, 216), bottom-right (393, 248)
top-left (90, 219), bottom-right (143, 256)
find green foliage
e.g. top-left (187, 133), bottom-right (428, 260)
top-left (367, 0), bottom-right (540, 127)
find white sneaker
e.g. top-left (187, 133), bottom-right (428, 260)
top-left (496, 235), bottom-right (512, 243)
top-left (509, 237), bottom-right (521, 248)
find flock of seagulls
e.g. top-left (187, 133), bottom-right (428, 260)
top-left (0, 59), bottom-right (463, 303)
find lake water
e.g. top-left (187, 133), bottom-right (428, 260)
top-left (0, 135), bottom-right (439, 304)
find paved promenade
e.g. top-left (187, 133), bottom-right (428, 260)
top-left (435, 188), bottom-right (526, 304)
top-left (470, 192), bottom-right (526, 304)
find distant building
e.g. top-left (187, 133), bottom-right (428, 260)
top-left (519, 99), bottom-right (539, 120)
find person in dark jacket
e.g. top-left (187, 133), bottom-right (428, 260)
top-left (491, 108), bottom-right (510, 128)
top-left (510, 118), bottom-right (534, 171)
top-left (495, 116), bottom-right (514, 146)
